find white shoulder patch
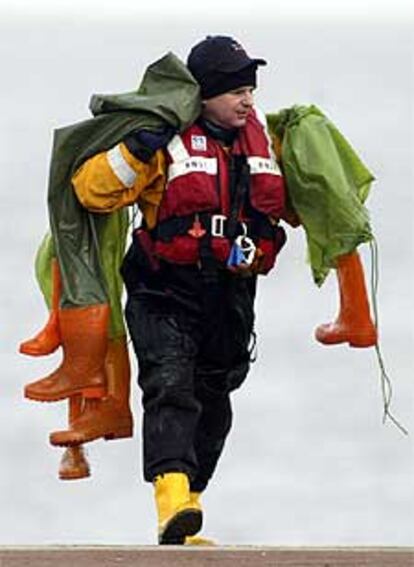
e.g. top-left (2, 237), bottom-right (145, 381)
top-left (191, 135), bottom-right (207, 152)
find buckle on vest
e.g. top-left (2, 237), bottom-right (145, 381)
top-left (188, 213), bottom-right (207, 239)
top-left (211, 214), bottom-right (226, 237)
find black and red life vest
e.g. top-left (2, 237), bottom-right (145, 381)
top-left (144, 108), bottom-right (287, 274)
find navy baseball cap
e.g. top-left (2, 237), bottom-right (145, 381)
top-left (187, 35), bottom-right (267, 99)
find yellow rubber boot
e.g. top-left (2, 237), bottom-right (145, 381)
top-left (154, 473), bottom-right (202, 545)
top-left (185, 492), bottom-right (216, 546)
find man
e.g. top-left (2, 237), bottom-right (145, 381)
top-left (55, 36), bottom-right (289, 544)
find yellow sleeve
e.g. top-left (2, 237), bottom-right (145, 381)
top-left (72, 142), bottom-right (166, 213)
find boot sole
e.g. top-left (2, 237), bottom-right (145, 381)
top-left (59, 467), bottom-right (91, 480)
top-left (19, 344), bottom-right (60, 357)
top-left (24, 385), bottom-right (106, 403)
top-left (316, 329), bottom-right (377, 348)
top-left (316, 336), bottom-right (378, 348)
top-left (104, 426), bottom-right (134, 441)
top-left (159, 508), bottom-right (202, 545)
top-left (349, 339), bottom-right (378, 348)
top-left (50, 423), bottom-right (133, 447)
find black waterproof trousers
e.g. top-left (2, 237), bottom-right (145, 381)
top-left (124, 259), bottom-right (256, 492)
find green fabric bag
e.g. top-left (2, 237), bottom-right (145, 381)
top-left (35, 52), bottom-right (201, 338)
top-left (267, 105), bottom-right (375, 286)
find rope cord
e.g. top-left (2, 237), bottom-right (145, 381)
top-left (129, 204), bottom-right (140, 230)
top-left (124, 204), bottom-right (140, 349)
top-left (369, 237), bottom-right (408, 436)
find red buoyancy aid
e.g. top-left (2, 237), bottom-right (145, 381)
top-left (147, 108), bottom-right (287, 273)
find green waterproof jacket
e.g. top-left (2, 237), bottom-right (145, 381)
top-left (36, 52), bottom-right (200, 338)
top-left (267, 105), bottom-right (374, 286)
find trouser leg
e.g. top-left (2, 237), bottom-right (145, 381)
top-left (190, 378), bottom-right (233, 494)
top-left (125, 268), bottom-right (256, 489)
top-left (189, 276), bottom-right (255, 493)
top-left (190, 360), bottom-right (250, 493)
top-left (125, 293), bottom-right (201, 482)
top-left (190, 397), bottom-right (232, 493)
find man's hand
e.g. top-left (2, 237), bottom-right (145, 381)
top-left (124, 126), bottom-right (176, 162)
top-left (227, 247), bottom-right (266, 277)
top-left (281, 208), bottom-right (301, 228)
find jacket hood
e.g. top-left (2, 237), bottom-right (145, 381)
top-left (89, 52), bottom-right (201, 132)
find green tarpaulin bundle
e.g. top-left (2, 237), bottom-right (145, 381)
top-left (267, 105), bottom-right (375, 286)
top-left (35, 52), bottom-right (201, 338)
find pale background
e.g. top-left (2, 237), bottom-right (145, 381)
top-left (0, 0), bottom-right (413, 546)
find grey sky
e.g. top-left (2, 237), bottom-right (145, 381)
top-left (1, 5), bottom-right (413, 547)
top-left (0, 0), bottom-right (413, 21)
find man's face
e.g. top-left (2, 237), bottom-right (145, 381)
top-left (202, 86), bottom-right (255, 129)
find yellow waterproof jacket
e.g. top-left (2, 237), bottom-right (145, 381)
top-left (72, 142), bottom-right (167, 229)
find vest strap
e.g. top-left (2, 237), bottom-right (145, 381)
top-left (152, 212), bottom-right (277, 243)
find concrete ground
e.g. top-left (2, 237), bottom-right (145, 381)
top-left (0, 546), bottom-right (413, 567)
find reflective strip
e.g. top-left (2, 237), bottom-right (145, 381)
top-left (248, 156), bottom-right (281, 176)
top-left (253, 106), bottom-right (282, 174)
top-left (106, 144), bottom-right (137, 188)
top-left (167, 135), bottom-right (190, 162)
top-left (254, 106), bottom-right (268, 129)
top-left (168, 157), bottom-right (218, 182)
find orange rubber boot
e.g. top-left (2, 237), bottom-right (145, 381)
top-left (58, 445), bottom-right (90, 480)
top-left (59, 395), bottom-right (91, 480)
top-left (19, 258), bottom-right (62, 356)
top-left (24, 304), bottom-right (109, 402)
top-left (59, 445), bottom-right (91, 480)
top-left (49, 336), bottom-right (133, 446)
top-left (315, 251), bottom-right (378, 348)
